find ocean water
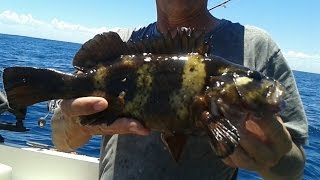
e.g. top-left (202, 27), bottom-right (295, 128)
top-left (0, 33), bottom-right (319, 179)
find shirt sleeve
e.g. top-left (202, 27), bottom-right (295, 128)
top-left (264, 49), bottom-right (308, 145)
top-left (244, 26), bottom-right (308, 145)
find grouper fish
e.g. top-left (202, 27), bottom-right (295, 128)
top-left (2, 29), bottom-right (285, 160)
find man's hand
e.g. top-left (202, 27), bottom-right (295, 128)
top-left (51, 97), bottom-right (150, 152)
top-left (222, 114), bottom-right (305, 179)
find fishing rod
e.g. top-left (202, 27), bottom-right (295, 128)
top-left (208, 0), bottom-right (232, 11)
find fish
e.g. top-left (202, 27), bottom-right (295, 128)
top-left (2, 29), bottom-right (285, 160)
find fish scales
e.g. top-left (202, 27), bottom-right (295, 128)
top-left (71, 53), bottom-right (207, 132)
top-left (2, 28), bottom-right (286, 160)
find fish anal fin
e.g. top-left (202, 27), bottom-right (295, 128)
top-left (160, 133), bottom-right (187, 162)
top-left (200, 111), bottom-right (240, 158)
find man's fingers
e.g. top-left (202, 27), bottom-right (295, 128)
top-left (60, 97), bottom-right (108, 117)
top-left (240, 132), bottom-right (279, 167)
top-left (88, 118), bottom-right (150, 136)
top-left (59, 97), bottom-right (150, 136)
top-left (249, 114), bottom-right (292, 155)
top-left (111, 118), bottom-right (151, 136)
top-left (227, 146), bottom-right (261, 171)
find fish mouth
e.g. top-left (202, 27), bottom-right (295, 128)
top-left (265, 80), bottom-right (286, 110)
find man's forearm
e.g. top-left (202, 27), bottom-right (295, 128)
top-left (51, 108), bottom-right (92, 152)
top-left (260, 142), bottom-right (305, 180)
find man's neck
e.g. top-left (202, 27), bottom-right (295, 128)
top-left (156, 0), bottom-right (218, 34)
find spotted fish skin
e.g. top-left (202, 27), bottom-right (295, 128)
top-left (2, 30), bottom-right (285, 159)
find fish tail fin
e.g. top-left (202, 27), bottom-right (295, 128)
top-left (200, 111), bottom-right (240, 158)
top-left (2, 67), bottom-right (93, 110)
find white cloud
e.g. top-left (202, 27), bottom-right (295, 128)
top-left (283, 50), bottom-right (320, 74)
top-left (0, 10), bottom-right (113, 43)
top-left (0, 10), bottom-right (44, 26)
top-left (283, 51), bottom-right (320, 61)
top-left (50, 18), bottom-right (109, 34)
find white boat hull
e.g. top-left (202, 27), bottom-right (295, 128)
top-left (0, 144), bottom-right (99, 180)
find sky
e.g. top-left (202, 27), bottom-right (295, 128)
top-left (0, 0), bottom-right (319, 73)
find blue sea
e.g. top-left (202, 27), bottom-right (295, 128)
top-left (0, 33), bottom-right (319, 179)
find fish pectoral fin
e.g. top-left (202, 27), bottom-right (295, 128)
top-left (160, 133), bottom-right (187, 162)
top-left (200, 111), bottom-right (240, 158)
top-left (79, 110), bottom-right (117, 126)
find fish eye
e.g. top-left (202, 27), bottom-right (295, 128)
top-left (247, 70), bottom-right (262, 81)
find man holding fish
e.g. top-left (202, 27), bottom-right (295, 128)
top-left (51, 0), bottom-right (307, 179)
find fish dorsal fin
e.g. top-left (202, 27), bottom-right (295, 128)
top-left (73, 28), bottom-right (209, 71)
top-left (73, 32), bottom-right (126, 71)
top-left (126, 27), bottom-right (209, 55)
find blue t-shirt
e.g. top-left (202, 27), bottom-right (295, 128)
top-left (99, 19), bottom-right (308, 180)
